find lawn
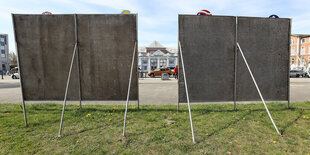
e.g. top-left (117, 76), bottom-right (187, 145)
top-left (0, 102), bottom-right (309, 154)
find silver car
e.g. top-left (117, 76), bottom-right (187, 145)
top-left (12, 73), bottom-right (20, 79)
top-left (289, 70), bottom-right (306, 78)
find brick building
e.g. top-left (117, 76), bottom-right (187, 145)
top-left (290, 34), bottom-right (310, 70)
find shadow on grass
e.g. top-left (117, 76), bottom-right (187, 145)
top-left (2, 105), bottom-right (305, 117)
top-left (14, 106), bottom-right (308, 143)
top-left (3, 104), bottom-right (308, 131)
top-left (280, 109), bottom-right (304, 135)
top-left (196, 110), bottom-right (253, 143)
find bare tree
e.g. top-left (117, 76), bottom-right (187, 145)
top-left (9, 51), bottom-right (17, 67)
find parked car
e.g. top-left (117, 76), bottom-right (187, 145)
top-left (148, 68), bottom-right (172, 78)
top-left (289, 70), bottom-right (307, 78)
top-left (10, 67), bottom-right (19, 73)
top-left (306, 68), bottom-right (310, 78)
top-left (12, 73), bottom-right (20, 79)
top-left (168, 67), bottom-right (175, 75)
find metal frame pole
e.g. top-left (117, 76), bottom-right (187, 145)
top-left (74, 14), bottom-right (82, 108)
top-left (287, 18), bottom-right (292, 109)
top-left (177, 59), bottom-right (180, 112)
top-left (237, 42), bottom-right (281, 136)
top-left (123, 41), bottom-right (137, 137)
top-left (12, 14), bottom-right (28, 127)
top-left (179, 41), bottom-right (196, 144)
top-left (136, 15), bottom-right (139, 111)
top-left (177, 64), bottom-right (180, 112)
top-left (233, 16), bottom-right (238, 111)
top-left (58, 43), bottom-right (78, 137)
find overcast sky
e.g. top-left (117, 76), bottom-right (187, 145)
top-left (1, 0), bottom-right (310, 52)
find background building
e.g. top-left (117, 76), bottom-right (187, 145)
top-left (0, 34), bottom-right (10, 72)
top-left (138, 41), bottom-right (178, 73)
top-left (290, 34), bottom-right (310, 70)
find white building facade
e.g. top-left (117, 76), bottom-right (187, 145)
top-left (138, 41), bottom-right (178, 73)
top-left (0, 34), bottom-right (9, 71)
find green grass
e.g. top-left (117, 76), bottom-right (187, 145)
top-left (0, 102), bottom-right (310, 154)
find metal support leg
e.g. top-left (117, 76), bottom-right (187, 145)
top-left (137, 75), bottom-right (139, 111)
top-left (234, 16), bottom-right (238, 111)
top-left (288, 100), bottom-right (290, 109)
top-left (58, 43), bottom-right (78, 137)
top-left (288, 19), bottom-right (292, 110)
top-left (177, 63), bottom-right (180, 112)
top-left (123, 42), bottom-right (137, 137)
top-left (137, 99), bottom-right (139, 111)
top-left (74, 14), bottom-right (82, 108)
top-left (237, 42), bottom-right (281, 136)
top-left (20, 67), bottom-right (28, 127)
top-left (21, 100), bottom-right (28, 127)
top-left (179, 41), bottom-right (196, 144)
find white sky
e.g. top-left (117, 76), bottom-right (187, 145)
top-left (1, 0), bottom-right (310, 52)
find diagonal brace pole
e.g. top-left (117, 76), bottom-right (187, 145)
top-left (237, 42), bottom-right (281, 136)
top-left (58, 43), bottom-right (78, 137)
top-left (179, 41), bottom-right (196, 144)
top-left (123, 41), bottom-right (137, 137)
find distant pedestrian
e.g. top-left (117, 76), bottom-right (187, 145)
top-left (174, 65), bottom-right (178, 79)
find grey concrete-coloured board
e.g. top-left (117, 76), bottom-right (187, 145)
top-left (179, 15), bottom-right (236, 102)
top-left (77, 14), bottom-right (138, 100)
top-left (236, 17), bottom-right (290, 101)
top-left (13, 14), bottom-right (79, 100)
top-left (178, 15), bottom-right (290, 102)
top-left (13, 14), bottom-right (138, 100)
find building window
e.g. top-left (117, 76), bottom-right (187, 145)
top-left (1, 50), bottom-right (5, 58)
top-left (169, 59), bottom-right (175, 66)
top-left (0, 46), bottom-right (4, 50)
top-left (142, 58), bottom-right (148, 64)
top-left (302, 38), bottom-right (306, 43)
top-left (291, 47), bottom-right (296, 55)
top-left (291, 58), bottom-right (295, 64)
top-left (159, 59), bottom-right (167, 68)
top-left (302, 58), bottom-right (305, 65)
top-left (301, 46), bottom-right (306, 55)
top-left (143, 66), bottom-right (147, 70)
top-left (308, 57), bottom-right (310, 64)
top-left (0, 37), bottom-right (4, 42)
top-left (150, 58), bottom-right (157, 65)
top-left (150, 58), bottom-right (157, 70)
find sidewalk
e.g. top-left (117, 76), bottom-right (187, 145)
top-left (1, 76), bottom-right (310, 104)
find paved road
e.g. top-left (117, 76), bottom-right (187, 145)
top-left (289, 78), bottom-right (310, 102)
top-left (0, 75), bottom-right (310, 104)
top-left (139, 78), bottom-right (177, 105)
top-left (0, 75), bottom-right (22, 103)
